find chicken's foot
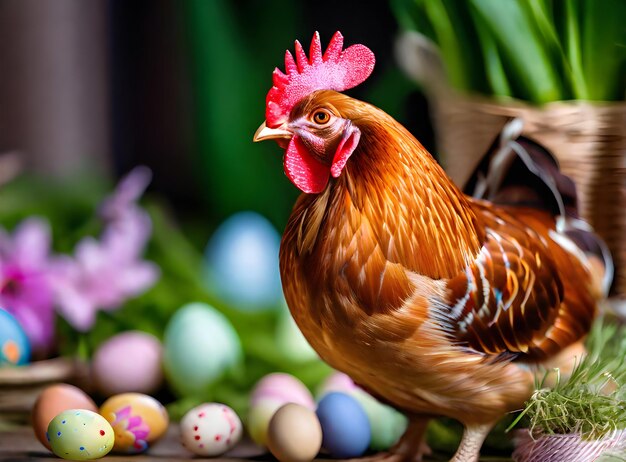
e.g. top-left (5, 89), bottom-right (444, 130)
top-left (350, 416), bottom-right (431, 462)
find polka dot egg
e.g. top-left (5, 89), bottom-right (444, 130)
top-left (47, 409), bottom-right (114, 460)
top-left (180, 403), bottom-right (242, 456)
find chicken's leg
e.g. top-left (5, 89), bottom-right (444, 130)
top-left (351, 416), bottom-right (431, 462)
top-left (389, 415), bottom-right (431, 462)
top-left (449, 422), bottom-right (494, 462)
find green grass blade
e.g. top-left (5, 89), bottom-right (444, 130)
top-left (471, 9), bottom-right (512, 97)
top-left (563, 0), bottom-right (589, 99)
top-left (420, 0), bottom-right (471, 91)
top-left (468, 0), bottom-right (563, 103)
top-left (581, 0), bottom-right (626, 101)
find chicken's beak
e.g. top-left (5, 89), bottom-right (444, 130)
top-left (253, 122), bottom-right (292, 143)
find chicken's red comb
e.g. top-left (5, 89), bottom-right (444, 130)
top-left (265, 31), bottom-right (375, 128)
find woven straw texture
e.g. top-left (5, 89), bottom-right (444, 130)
top-left (431, 96), bottom-right (626, 297)
top-left (512, 429), bottom-right (626, 462)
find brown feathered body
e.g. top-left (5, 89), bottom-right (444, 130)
top-left (279, 92), bottom-right (599, 427)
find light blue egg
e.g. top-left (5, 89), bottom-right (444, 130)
top-left (204, 212), bottom-right (283, 310)
top-left (163, 302), bottom-right (242, 396)
top-left (316, 392), bottom-right (371, 458)
top-left (0, 309), bottom-right (30, 366)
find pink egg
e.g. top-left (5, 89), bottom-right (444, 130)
top-left (317, 372), bottom-right (358, 398)
top-left (91, 331), bottom-right (163, 396)
top-left (250, 373), bottom-right (315, 410)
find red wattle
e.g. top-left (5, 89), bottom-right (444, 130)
top-left (284, 136), bottom-right (330, 194)
top-left (331, 126), bottom-right (361, 178)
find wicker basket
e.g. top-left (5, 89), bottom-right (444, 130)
top-left (512, 429), bottom-right (626, 462)
top-left (430, 95), bottom-right (626, 297)
top-left (0, 357), bottom-right (88, 426)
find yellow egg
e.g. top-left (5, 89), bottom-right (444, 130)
top-left (47, 409), bottom-right (114, 460)
top-left (99, 393), bottom-right (169, 453)
top-left (267, 403), bottom-right (322, 462)
top-left (247, 397), bottom-right (284, 446)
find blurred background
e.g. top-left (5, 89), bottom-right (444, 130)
top-left (0, 0), bottom-right (430, 231)
top-left (0, 0), bottom-right (624, 456)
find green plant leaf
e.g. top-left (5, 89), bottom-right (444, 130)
top-left (468, 0), bottom-right (563, 103)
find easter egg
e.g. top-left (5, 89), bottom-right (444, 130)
top-left (32, 384), bottom-right (98, 450)
top-left (275, 307), bottom-right (318, 363)
top-left (180, 403), bottom-right (242, 456)
top-left (247, 397), bottom-right (284, 446)
top-left (318, 372), bottom-right (407, 450)
top-left (248, 373), bottom-right (316, 447)
top-left (0, 309), bottom-right (30, 365)
top-left (267, 403), bottom-right (322, 462)
top-left (163, 302), bottom-right (242, 396)
top-left (99, 393), bottom-right (169, 453)
top-left (91, 331), bottom-right (163, 397)
top-left (316, 392), bottom-right (371, 458)
top-left (204, 212), bottom-right (283, 310)
top-left (250, 373), bottom-right (315, 409)
top-left (47, 409), bottom-right (114, 460)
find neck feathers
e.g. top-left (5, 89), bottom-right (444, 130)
top-left (294, 106), bottom-right (484, 280)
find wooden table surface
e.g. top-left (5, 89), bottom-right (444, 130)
top-left (0, 425), bottom-right (512, 461)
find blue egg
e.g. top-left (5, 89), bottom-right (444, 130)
top-left (204, 212), bottom-right (283, 311)
top-left (316, 392), bottom-right (371, 458)
top-left (0, 309), bottom-right (30, 366)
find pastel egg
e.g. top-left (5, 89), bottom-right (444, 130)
top-left (275, 307), bottom-right (319, 363)
top-left (267, 403), bottom-right (322, 462)
top-left (0, 309), bottom-right (30, 366)
top-left (32, 384), bottom-right (98, 450)
top-left (91, 331), bottom-right (163, 396)
top-left (163, 302), bottom-right (242, 396)
top-left (316, 392), bottom-right (371, 458)
top-left (250, 373), bottom-right (315, 409)
top-left (318, 372), bottom-right (407, 450)
top-left (204, 212), bottom-right (283, 310)
top-left (47, 409), bottom-right (114, 460)
top-left (247, 397), bottom-right (284, 446)
top-left (180, 403), bottom-right (242, 456)
top-left (99, 393), bottom-right (169, 453)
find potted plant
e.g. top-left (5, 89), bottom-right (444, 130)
top-left (392, 0), bottom-right (626, 300)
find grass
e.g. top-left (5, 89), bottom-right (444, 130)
top-left (508, 318), bottom-right (626, 439)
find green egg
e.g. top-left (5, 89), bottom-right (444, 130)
top-left (351, 390), bottom-right (408, 450)
top-left (47, 409), bottom-right (114, 460)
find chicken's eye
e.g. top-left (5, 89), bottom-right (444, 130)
top-left (312, 109), bottom-right (331, 125)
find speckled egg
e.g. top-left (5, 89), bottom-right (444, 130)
top-left (91, 331), bottom-right (163, 396)
top-left (99, 393), bottom-right (169, 453)
top-left (0, 309), bottom-right (30, 366)
top-left (318, 372), bottom-right (407, 450)
top-left (32, 384), bottom-right (98, 450)
top-left (204, 212), bottom-right (283, 311)
top-left (47, 409), bottom-right (114, 460)
top-left (316, 392), bottom-right (371, 458)
top-left (163, 302), bottom-right (242, 397)
top-left (267, 403), bottom-right (322, 462)
top-left (180, 403), bottom-right (242, 456)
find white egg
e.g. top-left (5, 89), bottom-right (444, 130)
top-left (204, 212), bottom-right (283, 310)
top-left (180, 403), bottom-right (242, 456)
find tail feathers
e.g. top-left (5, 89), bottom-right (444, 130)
top-left (464, 118), bottom-right (578, 218)
top-left (465, 118), bottom-right (613, 296)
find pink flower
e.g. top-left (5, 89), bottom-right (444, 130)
top-left (0, 218), bottom-right (56, 355)
top-left (53, 168), bottom-right (160, 332)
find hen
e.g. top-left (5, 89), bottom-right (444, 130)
top-left (254, 32), bottom-right (610, 462)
